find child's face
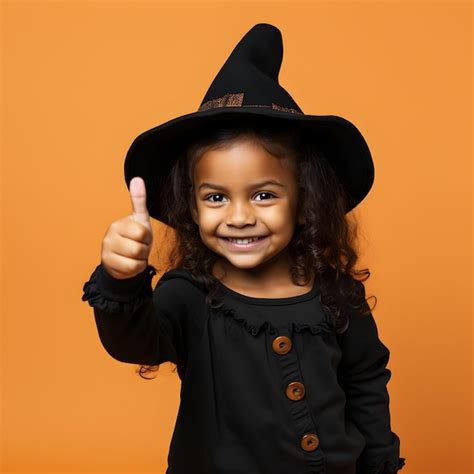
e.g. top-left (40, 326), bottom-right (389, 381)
top-left (190, 137), bottom-right (304, 271)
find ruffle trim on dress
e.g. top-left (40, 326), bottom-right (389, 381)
top-left (217, 305), bottom-right (272, 336)
top-left (361, 457), bottom-right (406, 474)
top-left (292, 320), bottom-right (336, 335)
top-left (81, 264), bottom-right (157, 314)
top-left (216, 303), bottom-right (338, 337)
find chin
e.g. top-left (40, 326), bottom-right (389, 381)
top-left (226, 259), bottom-right (263, 270)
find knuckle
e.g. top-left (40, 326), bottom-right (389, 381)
top-left (109, 220), bottom-right (119, 231)
top-left (134, 226), bottom-right (150, 244)
top-left (130, 260), bottom-right (144, 275)
top-left (136, 224), bottom-right (148, 240)
top-left (102, 235), bottom-right (112, 251)
top-left (130, 240), bottom-right (143, 258)
top-left (121, 260), bottom-right (136, 276)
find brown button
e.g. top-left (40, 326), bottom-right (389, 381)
top-left (286, 381), bottom-right (305, 400)
top-left (300, 433), bottom-right (320, 452)
top-left (272, 336), bottom-right (292, 354)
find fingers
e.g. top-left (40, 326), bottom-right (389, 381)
top-left (112, 217), bottom-right (153, 246)
top-left (129, 177), bottom-right (151, 227)
top-left (101, 230), bottom-right (150, 279)
top-left (107, 236), bottom-right (151, 261)
top-left (102, 253), bottom-right (148, 279)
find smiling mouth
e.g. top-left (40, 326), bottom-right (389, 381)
top-left (219, 235), bottom-right (270, 251)
top-left (221, 236), bottom-right (267, 242)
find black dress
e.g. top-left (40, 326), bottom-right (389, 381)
top-left (81, 263), bottom-right (406, 474)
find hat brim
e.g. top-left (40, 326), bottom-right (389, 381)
top-left (124, 106), bottom-right (374, 224)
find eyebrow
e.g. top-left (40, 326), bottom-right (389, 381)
top-left (198, 179), bottom-right (286, 191)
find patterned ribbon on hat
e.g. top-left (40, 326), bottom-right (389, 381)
top-left (198, 92), bottom-right (303, 114)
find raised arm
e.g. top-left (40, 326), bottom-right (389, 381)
top-left (82, 176), bottom-right (184, 367)
top-left (82, 263), bottom-right (183, 367)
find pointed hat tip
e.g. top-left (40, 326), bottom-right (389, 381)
top-left (247, 22), bottom-right (282, 38)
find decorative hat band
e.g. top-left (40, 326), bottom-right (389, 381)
top-left (197, 92), bottom-right (303, 115)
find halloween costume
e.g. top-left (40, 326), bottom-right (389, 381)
top-left (82, 263), bottom-right (405, 474)
top-left (82, 23), bottom-right (406, 474)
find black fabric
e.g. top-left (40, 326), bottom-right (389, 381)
top-left (82, 264), bottom-right (406, 474)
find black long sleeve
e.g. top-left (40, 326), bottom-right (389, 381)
top-left (337, 281), bottom-right (406, 474)
top-left (81, 263), bottom-right (185, 367)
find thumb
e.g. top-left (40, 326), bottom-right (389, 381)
top-left (129, 177), bottom-right (151, 227)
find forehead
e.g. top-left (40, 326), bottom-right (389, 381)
top-left (193, 139), bottom-right (295, 185)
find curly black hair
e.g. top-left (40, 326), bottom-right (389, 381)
top-left (136, 115), bottom-right (376, 379)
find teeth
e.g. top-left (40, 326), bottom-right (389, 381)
top-left (228, 237), bottom-right (260, 244)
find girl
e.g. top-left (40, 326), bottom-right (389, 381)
top-left (82, 23), bottom-right (406, 474)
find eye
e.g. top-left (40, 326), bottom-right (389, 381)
top-left (254, 192), bottom-right (275, 201)
top-left (204, 192), bottom-right (276, 203)
top-left (204, 193), bottom-right (226, 203)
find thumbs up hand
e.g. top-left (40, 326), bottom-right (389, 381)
top-left (101, 177), bottom-right (154, 280)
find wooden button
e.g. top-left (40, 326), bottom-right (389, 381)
top-left (272, 336), bottom-right (292, 354)
top-left (300, 433), bottom-right (320, 452)
top-left (286, 381), bottom-right (305, 400)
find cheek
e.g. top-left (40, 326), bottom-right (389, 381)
top-left (266, 202), bottom-right (295, 227)
top-left (195, 206), bottom-right (220, 230)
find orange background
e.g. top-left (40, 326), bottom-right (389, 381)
top-left (1, 1), bottom-right (472, 473)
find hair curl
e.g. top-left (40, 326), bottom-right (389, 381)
top-left (136, 115), bottom-right (376, 379)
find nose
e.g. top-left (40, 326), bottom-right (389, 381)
top-left (225, 200), bottom-right (256, 227)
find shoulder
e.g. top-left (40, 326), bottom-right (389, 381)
top-left (152, 266), bottom-right (208, 315)
top-left (321, 266), bottom-right (366, 298)
top-left (321, 266), bottom-right (370, 335)
top-left (157, 266), bottom-right (205, 290)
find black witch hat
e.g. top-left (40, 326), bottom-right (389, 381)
top-left (124, 23), bottom-right (374, 225)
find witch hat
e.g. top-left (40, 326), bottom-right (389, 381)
top-left (124, 23), bottom-right (374, 225)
